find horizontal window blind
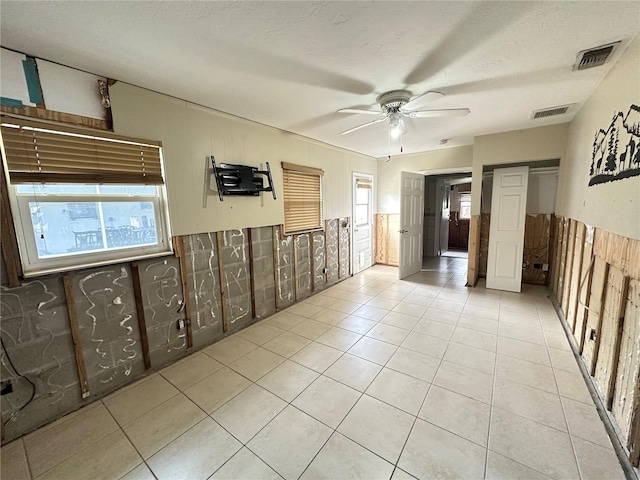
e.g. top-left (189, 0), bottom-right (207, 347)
top-left (356, 178), bottom-right (372, 189)
top-left (282, 163), bottom-right (323, 235)
top-left (1, 115), bottom-right (163, 185)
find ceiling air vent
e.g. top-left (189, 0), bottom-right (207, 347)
top-left (531, 104), bottom-right (575, 120)
top-left (573, 42), bottom-right (620, 71)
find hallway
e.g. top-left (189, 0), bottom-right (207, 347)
top-left (0, 265), bottom-right (626, 480)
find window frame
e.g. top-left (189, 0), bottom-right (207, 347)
top-left (10, 186), bottom-right (172, 276)
top-left (281, 162), bottom-right (324, 236)
top-left (1, 117), bottom-right (173, 277)
top-left (459, 192), bottom-right (472, 220)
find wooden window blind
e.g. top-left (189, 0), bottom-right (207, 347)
top-left (356, 178), bottom-right (372, 189)
top-left (0, 115), bottom-right (163, 185)
top-left (282, 162), bottom-right (323, 235)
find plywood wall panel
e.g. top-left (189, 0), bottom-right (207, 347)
top-left (574, 226), bottom-right (595, 351)
top-left (561, 220), bottom-right (577, 316)
top-left (374, 214), bottom-right (399, 267)
top-left (612, 279), bottom-right (640, 442)
top-left (594, 266), bottom-right (629, 405)
top-left (566, 223), bottom-right (585, 330)
top-left (557, 218), bottom-right (570, 305)
top-left (582, 257), bottom-right (609, 374)
top-left (523, 214), bottom-right (551, 285)
top-left (551, 216), bottom-right (564, 297)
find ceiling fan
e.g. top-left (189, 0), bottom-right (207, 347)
top-left (337, 90), bottom-right (470, 151)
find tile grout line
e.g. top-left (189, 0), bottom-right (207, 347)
top-left (102, 399), bottom-right (159, 480)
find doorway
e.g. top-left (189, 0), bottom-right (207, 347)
top-left (423, 172), bottom-right (472, 271)
top-left (352, 173), bottom-right (373, 275)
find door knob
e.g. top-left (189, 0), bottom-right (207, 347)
top-left (398, 229), bottom-right (408, 234)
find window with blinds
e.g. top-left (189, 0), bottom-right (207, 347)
top-left (0, 115), bottom-right (171, 276)
top-left (282, 162), bottom-right (323, 235)
top-left (1, 115), bottom-right (163, 184)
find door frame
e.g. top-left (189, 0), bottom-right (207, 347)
top-left (351, 172), bottom-right (374, 275)
top-left (423, 169), bottom-right (472, 258)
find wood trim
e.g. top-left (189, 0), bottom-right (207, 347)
top-left (467, 215), bottom-right (481, 286)
top-left (1, 105), bottom-right (112, 131)
top-left (62, 274), bottom-right (90, 398)
top-left (605, 274), bottom-right (630, 411)
top-left (577, 239), bottom-right (595, 353)
top-left (324, 220), bottom-right (329, 284)
top-left (272, 226), bottom-right (280, 311)
top-left (247, 229), bottom-right (256, 320)
top-left (216, 231), bottom-right (229, 333)
top-left (562, 220), bottom-right (578, 317)
top-left (130, 262), bottom-right (151, 370)
top-left (173, 236), bottom-right (193, 348)
top-left (590, 262), bottom-right (610, 375)
top-left (292, 234), bottom-right (299, 301)
top-left (337, 220), bottom-right (342, 280)
top-left (630, 399), bottom-right (640, 467)
top-left (569, 223), bottom-right (586, 333)
top-left (0, 153), bottom-right (22, 286)
top-left (310, 233), bottom-right (315, 293)
top-left (281, 162), bottom-right (324, 176)
top-left (347, 218), bottom-right (352, 276)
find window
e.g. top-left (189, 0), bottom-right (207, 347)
top-left (1, 115), bottom-right (171, 276)
top-left (354, 177), bottom-right (372, 226)
top-left (281, 162), bottom-right (323, 235)
top-left (459, 192), bottom-right (472, 219)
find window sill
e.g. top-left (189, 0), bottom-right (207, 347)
top-left (21, 249), bottom-right (175, 279)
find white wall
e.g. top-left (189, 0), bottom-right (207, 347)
top-left (0, 49), bottom-right (35, 106)
top-left (557, 34), bottom-right (640, 240)
top-left (109, 83), bottom-right (377, 236)
top-left (37, 60), bottom-right (107, 120)
top-left (482, 170), bottom-right (558, 214)
top-left (377, 146), bottom-right (473, 214)
top-left (470, 124), bottom-right (570, 215)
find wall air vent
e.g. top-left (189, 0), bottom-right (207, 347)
top-left (531, 104), bottom-right (575, 120)
top-left (573, 41), bottom-right (620, 71)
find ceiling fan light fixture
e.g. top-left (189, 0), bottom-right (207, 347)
top-left (389, 113), bottom-right (403, 138)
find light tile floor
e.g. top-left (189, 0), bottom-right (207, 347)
top-left (0, 265), bottom-right (627, 480)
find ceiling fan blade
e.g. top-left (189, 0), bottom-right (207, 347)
top-left (403, 108), bottom-right (470, 118)
top-left (403, 91), bottom-right (444, 109)
top-left (340, 117), bottom-right (387, 135)
top-left (337, 108), bottom-right (384, 116)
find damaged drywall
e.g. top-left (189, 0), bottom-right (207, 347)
top-left (274, 226), bottom-right (295, 309)
top-left (0, 218), bottom-right (351, 443)
top-left (325, 219), bottom-right (339, 285)
top-left (183, 233), bottom-right (224, 349)
top-left (251, 227), bottom-right (276, 319)
top-left (136, 257), bottom-right (187, 367)
top-left (71, 265), bottom-right (145, 397)
top-left (294, 234), bottom-right (312, 300)
top-left (0, 278), bottom-right (80, 441)
top-left (220, 229), bottom-right (253, 333)
top-left (312, 231), bottom-right (327, 292)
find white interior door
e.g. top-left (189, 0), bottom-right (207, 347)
top-left (399, 171), bottom-right (424, 279)
top-left (352, 174), bottom-right (373, 274)
top-left (486, 166), bottom-right (529, 292)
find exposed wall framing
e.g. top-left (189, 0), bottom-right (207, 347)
top-left (374, 214), bottom-right (399, 267)
top-left (549, 216), bottom-right (640, 468)
top-left (467, 215), bottom-right (482, 286)
top-left (0, 218), bottom-right (350, 443)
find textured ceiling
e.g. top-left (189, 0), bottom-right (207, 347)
top-left (1, 1), bottom-right (639, 158)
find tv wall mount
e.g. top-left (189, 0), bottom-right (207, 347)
top-left (210, 156), bottom-right (276, 201)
